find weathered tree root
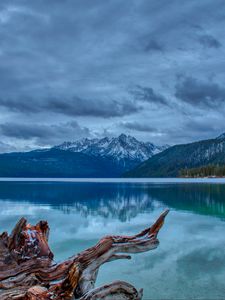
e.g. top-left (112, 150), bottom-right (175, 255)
top-left (0, 210), bottom-right (169, 299)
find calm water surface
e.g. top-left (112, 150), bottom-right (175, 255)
top-left (0, 179), bottom-right (225, 299)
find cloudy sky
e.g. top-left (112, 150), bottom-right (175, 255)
top-left (0, 0), bottom-right (225, 152)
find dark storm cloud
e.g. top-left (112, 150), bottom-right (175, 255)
top-left (0, 97), bottom-right (140, 117)
top-left (45, 97), bottom-right (140, 118)
top-left (0, 98), bottom-right (40, 114)
top-left (0, 122), bottom-right (48, 139)
top-left (198, 35), bottom-right (222, 49)
top-left (131, 85), bottom-right (169, 106)
top-left (175, 77), bottom-right (225, 108)
top-left (143, 39), bottom-right (164, 52)
top-left (0, 0), bottom-right (225, 150)
top-left (0, 121), bottom-right (90, 145)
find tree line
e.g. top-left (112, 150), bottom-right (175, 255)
top-left (179, 164), bottom-right (225, 177)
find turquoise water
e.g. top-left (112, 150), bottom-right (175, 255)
top-left (0, 180), bottom-right (225, 299)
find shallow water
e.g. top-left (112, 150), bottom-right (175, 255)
top-left (0, 179), bottom-right (225, 299)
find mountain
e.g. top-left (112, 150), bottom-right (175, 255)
top-left (0, 134), bottom-right (168, 177)
top-left (54, 134), bottom-right (168, 172)
top-left (0, 149), bottom-right (117, 178)
top-left (217, 133), bottom-right (225, 140)
top-left (124, 133), bottom-right (225, 178)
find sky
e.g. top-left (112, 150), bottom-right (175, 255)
top-left (0, 0), bottom-right (225, 152)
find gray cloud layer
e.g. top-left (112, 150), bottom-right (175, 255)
top-left (0, 97), bottom-right (140, 117)
top-left (0, 121), bottom-right (90, 147)
top-left (175, 77), bottom-right (225, 108)
top-left (198, 34), bottom-right (222, 49)
top-left (0, 0), bottom-right (225, 150)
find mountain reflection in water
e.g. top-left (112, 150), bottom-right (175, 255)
top-left (0, 182), bottom-right (225, 219)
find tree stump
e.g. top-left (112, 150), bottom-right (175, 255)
top-left (0, 210), bottom-right (169, 299)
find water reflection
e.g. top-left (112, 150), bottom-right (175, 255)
top-left (0, 181), bottom-right (225, 299)
top-left (145, 184), bottom-right (225, 218)
top-left (0, 182), bottom-right (225, 219)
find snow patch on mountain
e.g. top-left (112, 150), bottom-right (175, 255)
top-left (55, 134), bottom-right (168, 169)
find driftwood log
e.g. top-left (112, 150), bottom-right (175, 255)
top-left (0, 210), bottom-right (169, 300)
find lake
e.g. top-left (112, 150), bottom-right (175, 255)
top-left (0, 178), bottom-right (225, 299)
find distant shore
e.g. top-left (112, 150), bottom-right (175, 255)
top-left (0, 177), bottom-right (225, 184)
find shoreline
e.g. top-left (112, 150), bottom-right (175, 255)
top-left (0, 177), bottom-right (225, 184)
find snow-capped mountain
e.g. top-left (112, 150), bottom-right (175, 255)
top-left (54, 134), bottom-right (168, 171)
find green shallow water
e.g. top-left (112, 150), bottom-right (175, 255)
top-left (0, 180), bottom-right (225, 299)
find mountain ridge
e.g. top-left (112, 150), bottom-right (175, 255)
top-left (54, 133), bottom-right (168, 172)
top-left (124, 133), bottom-right (225, 177)
top-left (0, 134), bottom-right (168, 177)
top-left (0, 148), bottom-right (117, 177)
